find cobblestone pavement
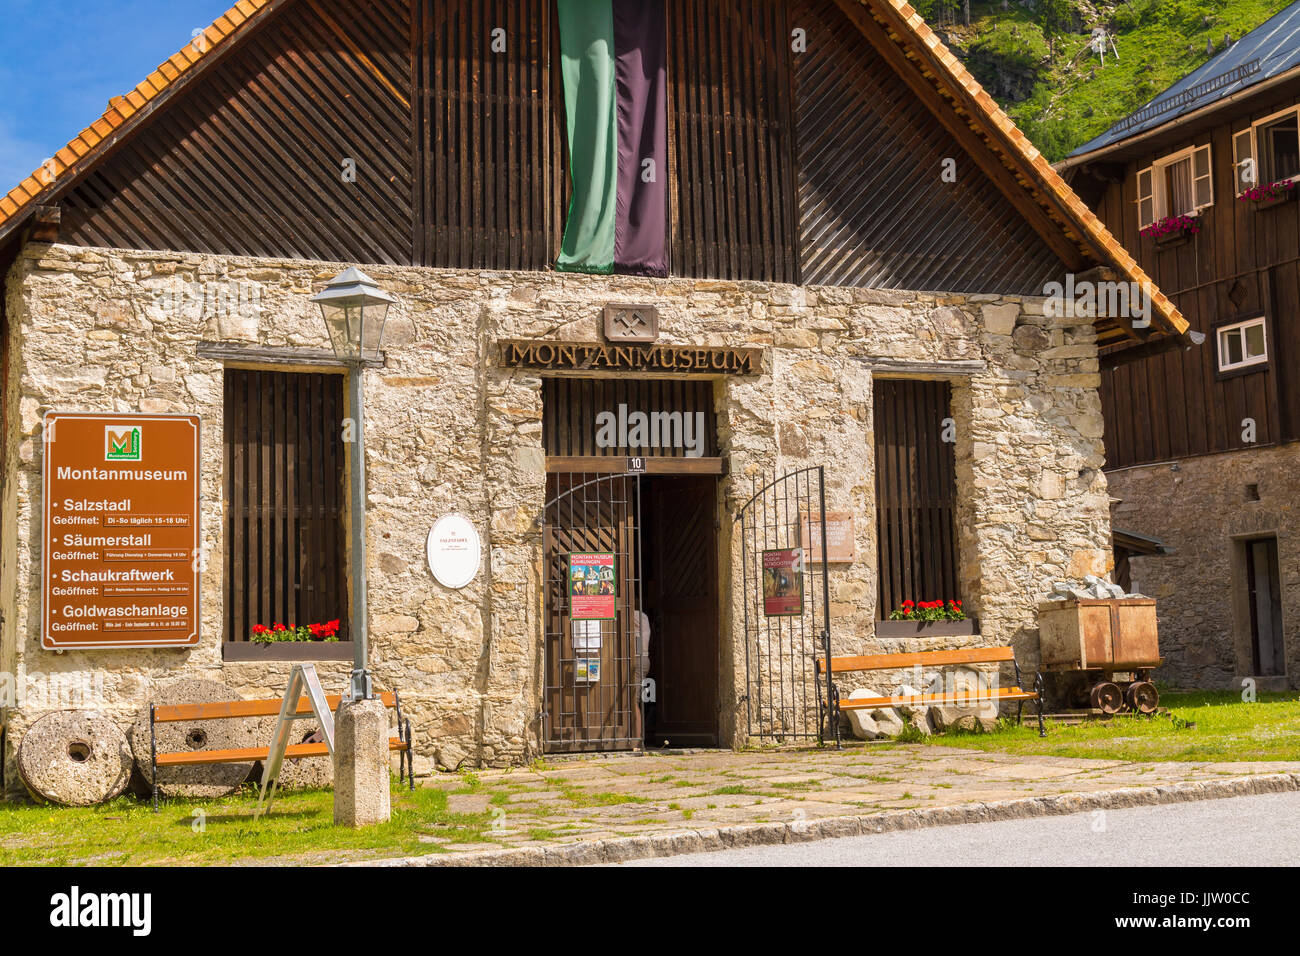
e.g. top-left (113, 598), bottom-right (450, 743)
top-left (413, 745), bottom-right (1300, 857)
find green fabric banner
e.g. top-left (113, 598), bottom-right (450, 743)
top-left (556, 0), bottom-right (618, 274)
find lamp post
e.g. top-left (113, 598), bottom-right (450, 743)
top-left (311, 267), bottom-right (395, 703)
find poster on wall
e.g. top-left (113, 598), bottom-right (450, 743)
top-left (761, 548), bottom-right (804, 617)
top-left (576, 659), bottom-right (601, 684)
top-left (570, 552), bottom-right (617, 620)
top-left (572, 619), bottom-right (602, 653)
top-left (42, 412), bottom-right (201, 650)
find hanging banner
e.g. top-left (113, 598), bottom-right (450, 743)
top-left (570, 552), bottom-right (617, 620)
top-left (762, 548), bottom-right (804, 617)
top-left (42, 412), bottom-right (201, 649)
top-left (556, 0), bottom-right (668, 276)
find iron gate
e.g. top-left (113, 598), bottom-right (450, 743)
top-left (542, 473), bottom-right (644, 752)
top-left (738, 466), bottom-right (833, 743)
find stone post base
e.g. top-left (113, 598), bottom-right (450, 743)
top-left (333, 698), bottom-right (392, 827)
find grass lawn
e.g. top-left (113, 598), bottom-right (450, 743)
top-left (0, 780), bottom-right (496, 867)
top-left (909, 691), bottom-right (1300, 763)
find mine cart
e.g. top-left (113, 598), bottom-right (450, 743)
top-left (1037, 598), bottom-right (1161, 715)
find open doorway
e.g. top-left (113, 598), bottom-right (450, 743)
top-left (639, 475), bottom-right (720, 748)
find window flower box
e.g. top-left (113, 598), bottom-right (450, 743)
top-left (879, 599), bottom-right (976, 637)
top-left (1140, 213), bottom-right (1201, 246)
top-left (223, 640), bottom-right (356, 662)
top-left (876, 618), bottom-right (980, 638)
top-left (1237, 179), bottom-right (1297, 209)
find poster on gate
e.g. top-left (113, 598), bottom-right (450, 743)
top-left (762, 548), bottom-right (804, 617)
top-left (569, 552), bottom-right (617, 620)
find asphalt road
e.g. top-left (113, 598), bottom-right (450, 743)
top-left (613, 791), bottom-right (1300, 866)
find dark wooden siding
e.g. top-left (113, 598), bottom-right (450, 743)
top-left (543, 377), bottom-right (717, 458)
top-left (1089, 81), bottom-right (1300, 468)
top-left (223, 368), bottom-right (347, 642)
top-left (666, 0), bottom-right (800, 282)
top-left (412, 0), bottom-right (566, 270)
top-left (874, 379), bottom-right (961, 617)
top-left (790, 0), bottom-right (1065, 294)
top-left (62, 0), bottom-right (415, 265)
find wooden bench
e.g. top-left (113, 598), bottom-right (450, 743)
top-left (817, 646), bottom-right (1044, 746)
top-left (149, 691), bottom-right (413, 810)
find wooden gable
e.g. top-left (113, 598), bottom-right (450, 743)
top-left (0, 0), bottom-right (1189, 336)
top-left (62, 0), bottom-right (414, 265)
top-left (793, 0), bottom-right (1065, 294)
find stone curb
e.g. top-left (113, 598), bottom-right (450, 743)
top-left (350, 772), bottom-right (1300, 867)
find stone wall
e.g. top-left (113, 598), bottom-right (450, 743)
top-left (1108, 444), bottom-right (1300, 690)
top-left (2, 241), bottom-right (1113, 788)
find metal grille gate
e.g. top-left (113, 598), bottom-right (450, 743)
top-left (738, 467), bottom-right (833, 743)
top-left (542, 474), bottom-right (643, 752)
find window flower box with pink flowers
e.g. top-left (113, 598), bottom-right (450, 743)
top-left (1238, 178), bottom-right (1297, 209)
top-left (1139, 213), bottom-right (1201, 246)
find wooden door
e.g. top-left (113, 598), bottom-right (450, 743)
top-left (543, 473), bottom-right (643, 751)
top-left (645, 476), bottom-right (719, 746)
top-left (1247, 537), bottom-right (1286, 676)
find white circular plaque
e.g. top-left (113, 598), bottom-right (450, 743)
top-left (426, 513), bottom-right (481, 589)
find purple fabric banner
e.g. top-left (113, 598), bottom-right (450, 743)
top-left (612, 0), bottom-right (668, 277)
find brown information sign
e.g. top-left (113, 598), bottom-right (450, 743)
top-left (43, 413), bottom-right (201, 650)
top-left (800, 510), bottom-right (857, 564)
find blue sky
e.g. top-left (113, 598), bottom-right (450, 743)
top-left (0, 0), bottom-right (232, 188)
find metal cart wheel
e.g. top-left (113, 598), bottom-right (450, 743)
top-left (1125, 681), bottom-right (1159, 715)
top-left (1089, 681), bottom-right (1123, 715)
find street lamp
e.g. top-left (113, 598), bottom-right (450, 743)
top-left (311, 268), bottom-right (395, 702)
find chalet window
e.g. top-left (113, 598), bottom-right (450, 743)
top-left (1217, 315), bottom-right (1269, 373)
top-left (1234, 107), bottom-right (1300, 193)
top-left (1137, 145), bottom-right (1212, 227)
top-left (1260, 113), bottom-right (1300, 184)
top-left (223, 368), bottom-right (348, 650)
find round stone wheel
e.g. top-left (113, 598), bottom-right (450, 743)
top-left (254, 716), bottom-right (334, 791)
top-left (16, 711), bottom-right (133, 807)
top-left (129, 679), bottom-right (257, 799)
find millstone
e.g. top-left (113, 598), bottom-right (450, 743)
top-left (16, 711), bottom-right (133, 806)
top-left (129, 679), bottom-right (257, 798)
top-left (254, 715), bottom-right (334, 791)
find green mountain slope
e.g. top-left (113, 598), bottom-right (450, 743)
top-left (923, 0), bottom-right (1295, 161)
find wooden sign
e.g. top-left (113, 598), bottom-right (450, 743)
top-left (499, 339), bottom-right (763, 375)
top-left (800, 511), bottom-right (856, 564)
top-left (42, 413), bottom-right (201, 650)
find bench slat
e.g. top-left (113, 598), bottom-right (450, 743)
top-left (153, 691), bottom-right (398, 723)
top-left (838, 687), bottom-right (1037, 711)
top-left (822, 646), bottom-right (1015, 674)
top-left (155, 737), bottom-right (407, 767)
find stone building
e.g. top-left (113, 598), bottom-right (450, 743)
top-left (0, 0), bottom-right (1186, 785)
top-left (1060, 3), bottom-right (1300, 690)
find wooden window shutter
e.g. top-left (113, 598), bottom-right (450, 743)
top-left (223, 368), bottom-right (348, 642)
top-left (1234, 128), bottom-right (1256, 194)
top-left (873, 379), bottom-right (961, 618)
top-left (1137, 166), bottom-right (1155, 227)
top-left (1193, 144), bottom-right (1213, 209)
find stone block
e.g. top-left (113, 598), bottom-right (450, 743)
top-left (334, 698), bottom-right (392, 827)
